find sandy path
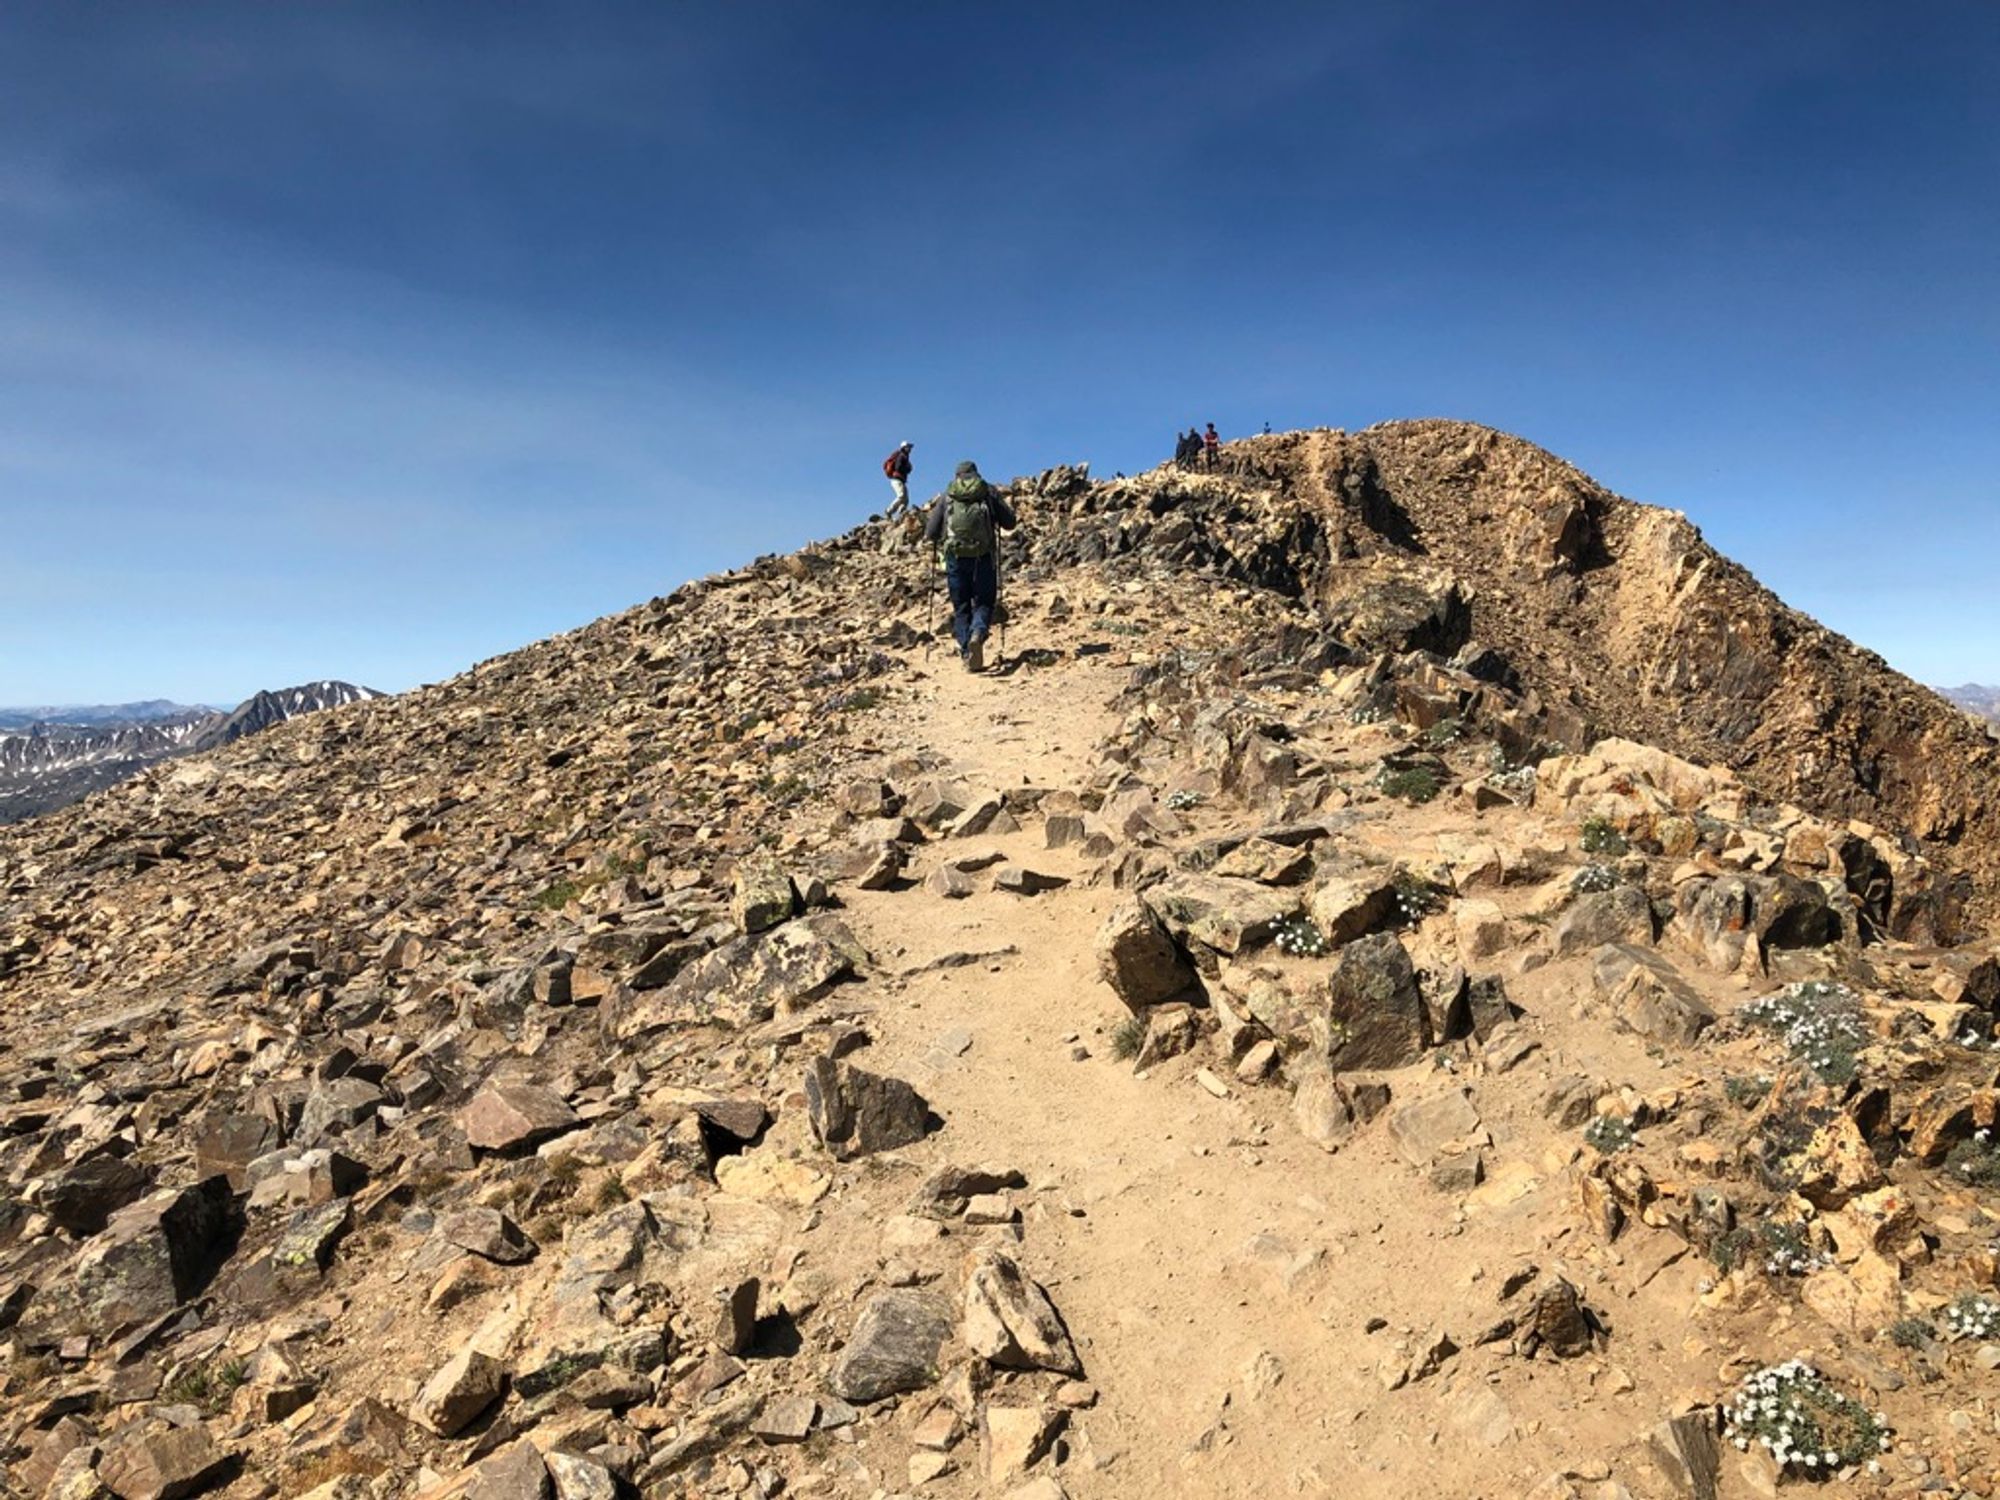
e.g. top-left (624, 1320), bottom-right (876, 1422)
top-left (821, 631), bottom-right (1710, 1498)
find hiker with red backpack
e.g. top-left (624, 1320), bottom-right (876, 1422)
top-left (883, 441), bottom-right (915, 514)
top-left (1203, 422), bottom-right (1220, 469)
top-left (922, 460), bottom-right (1017, 673)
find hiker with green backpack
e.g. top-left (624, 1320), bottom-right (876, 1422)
top-left (922, 460), bottom-right (1017, 673)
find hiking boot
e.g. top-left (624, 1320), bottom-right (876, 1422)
top-left (967, 634), bottom-right (985, 674)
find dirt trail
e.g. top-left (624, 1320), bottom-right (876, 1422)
top-left (821, 634), bottom-right (1714, 1498)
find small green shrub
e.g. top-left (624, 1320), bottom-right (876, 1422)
top-left (1887, 1316), bottom-right (1935, 1350)
top-left (1570, 862), bottom-right (1618, 894)
top-left (1741, 981), bottom-right (1867, 1086)
top-left (1579, 817), bottom-right (1629, 856)
top-left (1723, 1074), bottom-right (1774, 1109)
top-left (1757, 1219), bottom-right (1829, 1278)
top-left (1273, 916), bottom-right (1327, 957)
top-left (1378, 765), bottom-right (1440, 804)
top-left (1708, 1227), bottom-right (1755, 1274)
top-left (1391, 869), bottom-right (1442, 923)
top-left (1584, 1115), bottom-right (1635, 1155)
top-left (1943, 1293), bottom-right (2000, 1341)
top-left (1725, 1361), bottom-right (1890, 1476)
top-left (1944, 1132), bottom-right (2000, 1188)
top-left (1422, 717), bottom-right (1465, 748)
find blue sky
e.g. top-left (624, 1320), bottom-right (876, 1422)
top-left (2, 1), bottom-right (1995, 705)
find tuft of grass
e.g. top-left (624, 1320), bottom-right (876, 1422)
top-left (164, 1356), bottom-right (249, 1415)
top-left (533, 878), bottom-right (581, 911)
top-left (1110, 1015), bottom-right (1146, 1061)
top-left (285, 1452), bottom-right (388, 1498)
top-left (593, 1176), bottom-right (631, 1211)
top-left (1723, 1074), bottom-right (1774, 1109)
top-left (1887, 1316), bottom-right (1935, 1350)
top-left (831, 686), bottom-right (884, 714)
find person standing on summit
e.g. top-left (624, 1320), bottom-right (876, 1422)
top-left (1203, 422), bottom-right (1220, 469)
top-left (923, 460), bottom-right (1017, 673)
top-left (883, 441), bottom-right (915, 515)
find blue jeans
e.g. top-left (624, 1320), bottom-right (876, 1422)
top-left (946, 554), bottom-right (997, 653)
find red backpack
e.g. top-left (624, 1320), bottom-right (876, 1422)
top-left (883, 452), bottom-right (902, 479)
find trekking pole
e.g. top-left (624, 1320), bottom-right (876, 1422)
top-left (924, 546), bottom-right (939, 660)
top-left (995, 536), bottom-right (1007, 665)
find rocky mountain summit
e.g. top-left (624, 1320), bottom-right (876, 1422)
top-left (3, 420), bottom-right (1999, 1500)
top-left (0, 684), bottom-right (381, 825)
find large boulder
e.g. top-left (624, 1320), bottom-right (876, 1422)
top-left (461, 1082), bottom-right (579, 1154)
top-left (828, 1289), bottom-right (954, 1403)
top-left (97, 1424), bottom-right (232, 1500)
top-left (413, 1348), bottom-right (507, 1437)
top-left (1322, 933), bottom-right (1431, 1071)
top-left (611, 915), bottom-right (867, 1036)
top-left (1591, 945), bottom-right (1717, 1045)
top-left (1672, 873), bottom-right (1837, 973)
top-left (1141, 874), bottom-right (1295, 957)
top-left (731, 850), bottom-right (800, 935)
top-left (1093, 899), bottom-right (1195, 1010)
top-left (1553, 886), bottom-right (1655, 957)
top-left (1307, 875), bottom-right (1398, 947)
top-left (18, 1178), bottom-right (238, 1347)
top-left (804, 1057), bottom-right (934, 1160)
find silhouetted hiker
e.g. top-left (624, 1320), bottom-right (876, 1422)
top-left (883, 441), bottom-right (915, 515)
top-left (1262, 420), bottom-right (1272, 435)
top-left (1173, 429), bottom-right (1194, 468)
top-left (1203, 422), bottom-right (1220, 469)
top-left (1181, 426), bottom-right (1203, 470)
top-left (923, 460), bottom-right (1017, 673)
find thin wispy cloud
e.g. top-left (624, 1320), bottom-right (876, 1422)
top-left (1, 1), bottom-right (1995, 702)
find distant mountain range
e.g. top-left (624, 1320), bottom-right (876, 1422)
top-left (0, 681), bottom-right (384, 823)
top-left (1941, 684), bottom-right (2000, 725)
top-left (0, 699), bottom-right (218, 731)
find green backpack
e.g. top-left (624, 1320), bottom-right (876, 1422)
top-left (943, 481), bottom-right (994, 560)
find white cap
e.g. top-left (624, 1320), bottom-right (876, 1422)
top-left (902, 440), bottom-right (913, 448)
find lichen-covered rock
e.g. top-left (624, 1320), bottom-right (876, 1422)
top-left (827, 1289), bottom-right (954, 1403)
top-left (1322, 933), bottom-right (1430, 1071)
top-left (1141, 874), bottom-right (1295, 956)
top-left (804, 1056), bottom-right (933, 1160)
top-left (19, 1177), bottom-right (237, 1347)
